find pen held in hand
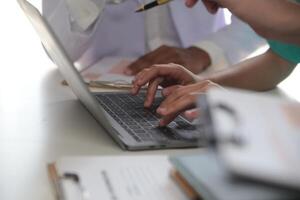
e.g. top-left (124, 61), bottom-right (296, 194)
top-left (135, 0), bottom-right (173, 12)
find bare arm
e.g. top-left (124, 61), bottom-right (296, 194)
top-left (218, 0), bottom-right (300, 45)
top-left (206, 49), bottom-right (296, 91)
top-left (186, 0), bottom-right (300, 45)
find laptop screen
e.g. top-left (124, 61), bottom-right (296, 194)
top-left (18, 0), bottom-right (113, 129)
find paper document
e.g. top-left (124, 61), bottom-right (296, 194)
top-left (55, 156), bottom-right (188, 200)
top-left (80, 57), bottom-right (135, 85)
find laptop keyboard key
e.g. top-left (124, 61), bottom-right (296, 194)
top-left (95, 93), bottom-right (198, 143)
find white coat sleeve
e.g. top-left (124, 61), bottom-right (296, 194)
top-left (193, 14), bottom-right (267, 73)
top-left (42, 0), bottom-right (97, 66)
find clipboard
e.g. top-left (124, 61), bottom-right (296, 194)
top-left (47, 156), bottom-right (189, 200)
top-left (48, 163), bottom-right (89, 200)
top-left (62, 80), bottom-right (149, 90)
top-left (171, 169), bottom-right (201, 200)
top-left (205, 88), bottom-right (300, 192)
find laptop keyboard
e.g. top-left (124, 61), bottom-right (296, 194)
top-left (95, 93), bottom-right (199, 143)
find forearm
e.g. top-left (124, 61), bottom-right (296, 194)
top-left (219, 0), bottom-right (300, 45)
top-left (204, 49), bottom-right (296, 91)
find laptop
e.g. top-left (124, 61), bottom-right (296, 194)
top-left (18, 0), bottom-right (209, 150)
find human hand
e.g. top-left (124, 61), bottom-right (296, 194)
top-left (131, 63), bottom-right (199, 108)
top-left (185, 0), bottom-right (220, 14)
top-left (156, 80), bottom-right (221, 126)
top-left (125, 45), bottom-right (211, 75)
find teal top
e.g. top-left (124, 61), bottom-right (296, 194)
top-left (268, 40), bottom-right (300, 64)
top-left (267, 0), bottom-right (300, 64)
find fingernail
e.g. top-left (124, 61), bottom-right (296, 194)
top-left (131, 88), bottom-right (135, 94)
top-left (131, 86), bottom-right (137, 94)
top-left (186, 2), bottom-right (191, 7)
top-left (184, 111), bottom-right (193, 120)
top-left (157, 107), bottom-right (167, 114)
top-left (144, 100), bottom-right (150, 107)
top-left (159, 120), bottom-right (165, 127)
top-left (137, 79), bottom-right (144, 85)
top-left (162, 89), bottom-right (170, 96)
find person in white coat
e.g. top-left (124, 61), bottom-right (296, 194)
top-left (42, 0), bottom-right (265, 75)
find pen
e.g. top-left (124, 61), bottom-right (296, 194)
top-left (48, 164), bottom-right (65, 200)
top-left (135, 0), bottom-right (173, 12)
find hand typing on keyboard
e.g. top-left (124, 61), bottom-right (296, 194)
top-left (95, 93), bottom-right (199, 142)
top-left (131, 63), bottom-right (221, 126)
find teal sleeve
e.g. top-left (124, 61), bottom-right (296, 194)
top-left (268, 40), bottom-right (300, 64)
top-left (267, 0), bottom-right (300, 64)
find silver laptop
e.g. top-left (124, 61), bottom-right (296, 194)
top-left (18, 0), bottom-right (207, 150)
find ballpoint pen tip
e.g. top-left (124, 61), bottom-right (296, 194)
top-left (135, 6), bottom-right (144, 12)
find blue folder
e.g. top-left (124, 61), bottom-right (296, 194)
top-left (170, 153), bottom-right (300, 200)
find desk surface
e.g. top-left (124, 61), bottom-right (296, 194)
top-left (1, 1), bottom-right (300, 200)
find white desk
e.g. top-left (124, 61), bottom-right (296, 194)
top-left (1, 1), bottom-right (299, 199)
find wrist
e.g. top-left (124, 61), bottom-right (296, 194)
top-left (187, 46), bottom-right (212, 70)
top-left (196, 73), bottom-right (220, 85)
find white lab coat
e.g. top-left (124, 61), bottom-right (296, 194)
top-left (42, 0), bottom-right (266, 71)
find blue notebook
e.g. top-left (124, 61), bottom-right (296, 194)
top-left (170, 153), bottom-right (300, 200)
